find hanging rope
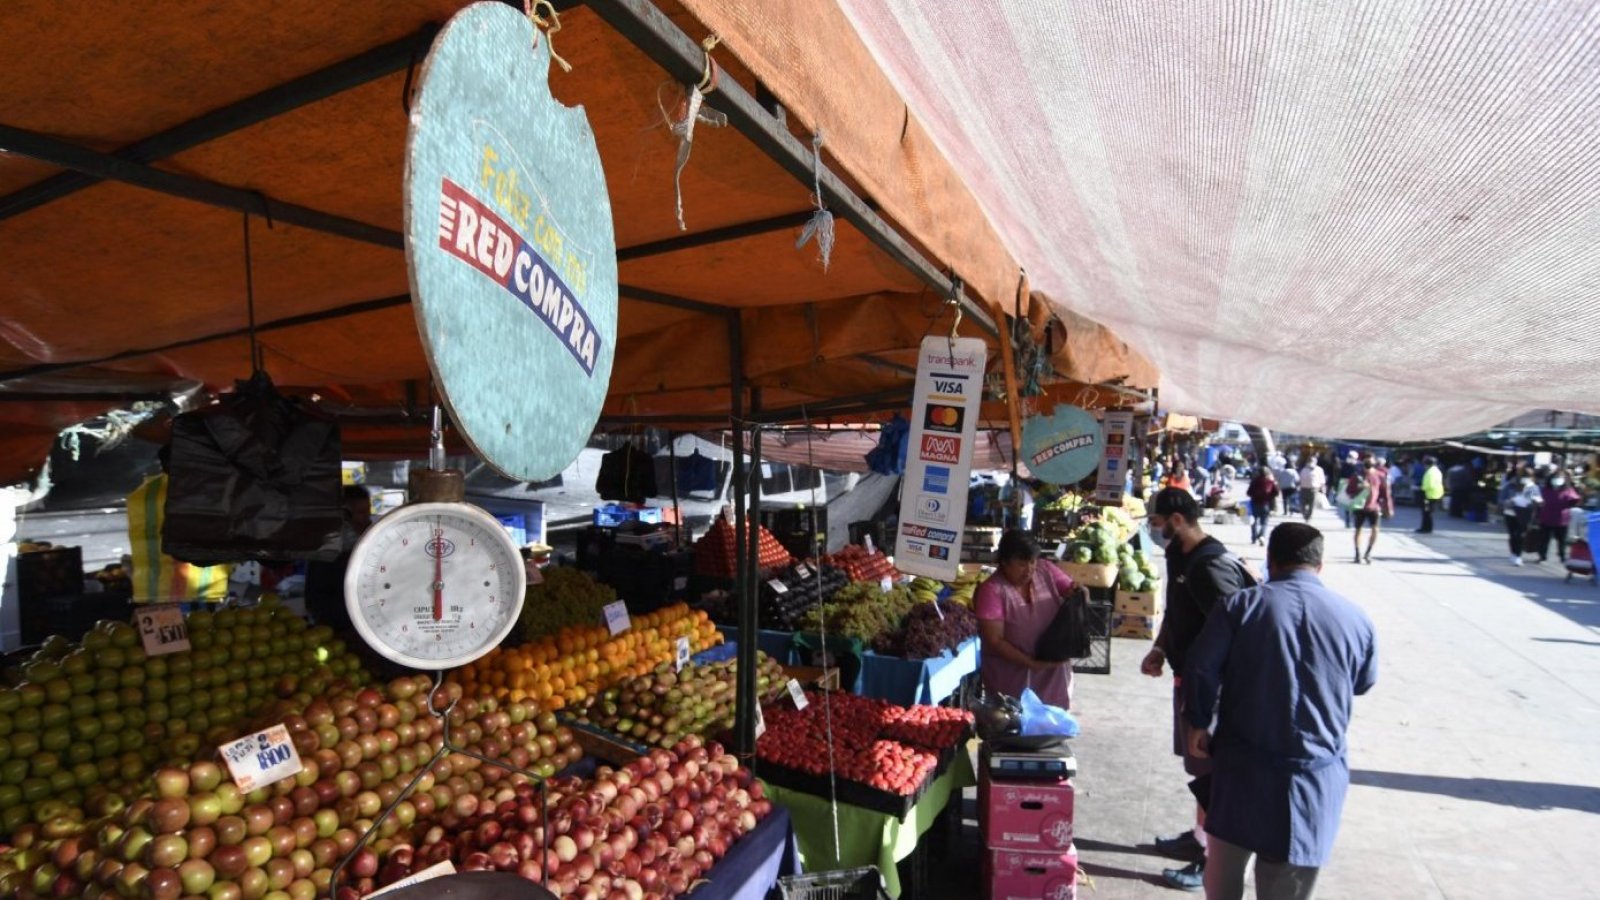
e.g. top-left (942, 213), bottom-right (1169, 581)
top-left (795, 131), bottom-right (835, 271)
top-left (660, 35), bottom-right (726, 231)
top-left (241, 213), bottom-right (264, 375)
top-left (526, 0), bottom-right (573, 72)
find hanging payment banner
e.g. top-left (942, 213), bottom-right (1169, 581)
top-left (1021, 405), bottom-right (1104, 486)
top-left (1095, 410), bottom-right (1135, 503)
top-left (404, 2), bottom-right (618, 482)
top-left (895, 336), bottom-right (987, 580)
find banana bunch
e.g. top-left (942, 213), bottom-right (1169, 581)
top-left (909, 576), bottom-right (943, 605)
top-left (941, 568), bottom-right (986, 607)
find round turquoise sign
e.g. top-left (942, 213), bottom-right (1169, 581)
top-left (1021, 406), bottom-right (1104, 486)
top-left (405, 2), bottom-right (617, 483)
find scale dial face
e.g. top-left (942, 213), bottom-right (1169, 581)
top-left (345, 502), bottom-right (526, 670)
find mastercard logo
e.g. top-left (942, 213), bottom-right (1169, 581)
top-left (928, 406), bottom-right (961, 426)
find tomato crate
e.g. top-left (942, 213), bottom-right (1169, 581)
top-left (756, 742), bottom-right (959, 819)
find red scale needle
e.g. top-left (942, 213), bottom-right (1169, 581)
top-left (432, 523), bottom-right (444, 621)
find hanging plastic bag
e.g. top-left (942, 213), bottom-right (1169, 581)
top-left (163, 371), bottom-right (344, 564)
top-left (1018, 687), bottom-right (1080, 738)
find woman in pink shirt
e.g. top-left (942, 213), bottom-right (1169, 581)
top-left (974, 530), bottom-right (1078, 709)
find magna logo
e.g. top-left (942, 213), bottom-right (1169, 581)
top-left (920, 434), bottom-right (961, 464)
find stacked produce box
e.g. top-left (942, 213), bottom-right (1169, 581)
top-left (1112, 546), bottom-right (1164, 639)
top-left (979, 750), bottom-right (1078, 899)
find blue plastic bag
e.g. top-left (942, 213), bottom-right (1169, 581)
top-left (1018, 687), bottom-right (1080, 737)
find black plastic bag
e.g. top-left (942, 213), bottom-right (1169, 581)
top-left (163, 372), bottom-right (343, 564)
top-left (1034, 587), bottom-right (1092, 662)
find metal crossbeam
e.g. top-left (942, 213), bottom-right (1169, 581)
top-left (0, 27), bottom-right (438, 222)
top-left (0, 124), bottom-right (403, 249)
top-left (0, 295), bottom-right (411, 386)
top-left (584, 0), bottom-right (998, 338)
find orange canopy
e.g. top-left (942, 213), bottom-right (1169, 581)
top-left (0, 0), bottom-right (1154, 485)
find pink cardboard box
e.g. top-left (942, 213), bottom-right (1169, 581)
top-left (981, 773), bottom-right (1075, 851)
top-left (983, 846), bottom-right (1079, 900)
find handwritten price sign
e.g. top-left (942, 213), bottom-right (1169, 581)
top-left (219, 724), bottom-right (303, 793)
top-left (135, 604), bottom-right (190, 656)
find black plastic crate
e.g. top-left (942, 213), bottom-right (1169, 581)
top-left (17, 546), bottom-right (83, 604)
top-left (1072, 592), bottom-right (1112, 676)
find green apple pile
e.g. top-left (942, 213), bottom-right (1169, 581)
top-left (0, 602), bottom-right (367, 837)
top-left (569, 654), bottom-right (789, 748)
top-left (0, 674), bottom-right (581, 899)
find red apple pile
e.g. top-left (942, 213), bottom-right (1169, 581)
top-left (879, 704), bottom-right (973, 751)
top-left (0, 673), bottom-right (580, 899)
top-left (755, 692), bottom-right (969, 796)
top-left (0, 602), bottom-right (367, 838)
top-left (368, 735), bottom-right (772, 900)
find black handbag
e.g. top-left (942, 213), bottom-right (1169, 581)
top-left (1035, 586), bottom-right (1091, 662)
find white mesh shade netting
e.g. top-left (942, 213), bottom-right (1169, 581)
top-left (838, 1), bottom-right (1600, 439)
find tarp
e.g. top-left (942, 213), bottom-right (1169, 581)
top-left (0, 0), bottom-right (1156, 486)
top-left (838, 0), bottom-right (1600, 440)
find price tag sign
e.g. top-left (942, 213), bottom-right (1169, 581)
top-left (134, 604), bottom-right (190, 656)
top-left (787, 678), bottom-right (808, 710)
top-left (675, 637), bottom-right (691, 672)
top-left (369, 860), bottom-right (458, 897)
top-left (1055, 543), bottom-right (1068, 560)
top-left (673, 576), bottom-right (688, 591)
top-left (603, 601), bottom-right (631, 636)
top-left (880, 576), bottom-right (894, 593)
top-left (754, 704), bottom-right (766, 740)
top-left (794, 563), bottom-right (811, 579)
top-left (767, 579), bottom-right (789, 595)
top-left (219, 724), bottom-right (303, 793)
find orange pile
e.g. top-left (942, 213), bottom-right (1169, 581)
top-left (454, 603), bottom-right (721, 710)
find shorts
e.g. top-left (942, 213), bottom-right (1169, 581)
top-left (1172, 682), bottom-right (1213, 777)
top-left (1352, 509), bottom-right (1380, 527)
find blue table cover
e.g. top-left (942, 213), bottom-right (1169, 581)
top-left (857, 637), bottom-right (980, 706)
top-left (684, 805), bottom-right (800, 900)
top-left (715, 625), bottom-right (798, 664)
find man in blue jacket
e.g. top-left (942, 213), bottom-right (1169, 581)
top-left (1182, 523), bottom-right (1377, 899)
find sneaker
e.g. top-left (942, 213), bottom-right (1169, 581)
top-left (1162, 860), bottom-right (1205, 892)
top-left (1511, 556), bottom-right (1524, 566)
top-left (1153, 831), bottom-right (1204, 860)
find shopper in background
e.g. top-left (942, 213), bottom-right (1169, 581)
top-left (1416, 456), bottom-right (1445, 534)
top-left (1500, 466), bottom-right (1541, 566)
top-left (1351, 457), bottom-right (1393, 564)
top-left (1535, 470), bottom-right (1582, 564)
top-left (1446, 460), bottom-right (1473, 518)
top-left (974, 530), bottom-right (1078, 711)
top-left (1183, 523), bottom-right (1377, 900)
top-left (1336, 452), bottom-right (1360, 527)
top-left (1278, 463), bottom-right (1300, 515)
top-left (1141, 488), bottom-right (1253, 892)
top-left (1297, 456), bottom-right (1326, 523)
top-left (1247, 468), bottom-right (1279, 546)
top-left (1168, 458), bottom-right (1193, 493)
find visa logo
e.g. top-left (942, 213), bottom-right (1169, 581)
top-left (933, 380), bottom-right (964, 394)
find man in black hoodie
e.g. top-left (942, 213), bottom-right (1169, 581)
top-left (1140, 488), bottom-right (1254, 891)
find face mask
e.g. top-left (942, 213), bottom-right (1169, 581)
top-left (1553, 478), bottom-right (1567, 487)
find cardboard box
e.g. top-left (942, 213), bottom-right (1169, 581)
top-left (1059, 562), bottom-right (1118, 589)
top-left (981, 774), bottom-right (1075, 851)
top-left (983, 846), bottom-right (1079, 900)
top-left (1114, 589), bottom-right (1163, 617)
top-left (1111, 613), bottom-right (1161, 639)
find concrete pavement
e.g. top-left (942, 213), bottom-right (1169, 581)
top-left (1059, 500), bottom-right (1600, 899)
